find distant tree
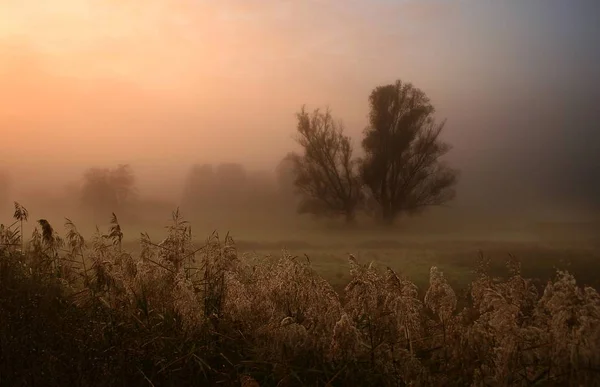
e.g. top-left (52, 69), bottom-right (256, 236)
top-left (182, 164), bottom-right (215, 210)
top-left (214, 163), bottom-right (248, 208)
top-left (290, 106), bottom-right (363, 223)
top-left (81, 164), bottom-right (136, 219)
top-left (246, 170), bottom-right (275, 199)
top-left (275, 153), bottom-right (297, 199)
top-left (182, 162), bottom-right (250, 213)
top-left (360, 80), bottom-right (458, 225)
top-left (215, 163), bottom-right (247, 193)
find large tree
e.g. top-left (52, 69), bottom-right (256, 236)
top-left (361, 80), bottom-right (458, 225)
top-left (290, 106), bottom-right (363, 223)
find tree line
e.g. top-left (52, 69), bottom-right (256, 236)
top-left (0, 78), bottom-right (458, 228)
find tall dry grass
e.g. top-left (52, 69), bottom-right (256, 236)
top-left (1, 202), bottom-right (599, 386)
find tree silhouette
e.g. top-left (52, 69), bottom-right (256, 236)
top-left (361, 80), bottom-right (458, 225)
top-left (215, 163), bottom-right (247, 198)
top-left (81, 164), bottom-right (136, 220)
top-left (182, 164), bottom-right (216, 211)
top-left (182, 162), bottom-right (254, 214)
top-left (290, 106), bottom-right (363, 223)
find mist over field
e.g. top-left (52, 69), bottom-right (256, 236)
top-left (4, 2), bottom-right (600, 386)
top-left (1, 0), bottom-right (599, 241)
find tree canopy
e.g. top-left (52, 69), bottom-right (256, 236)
top-left (289, 106), bottom-right (363, 223)
top-left (361, 80), bottom-right (458, 225)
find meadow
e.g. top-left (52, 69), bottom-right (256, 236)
top-left (122, 219), bottom-right (600, 296)
top-left (248, 241), bottom-right (600, 296)
top-left (2, 204), bottom-right (600, 386)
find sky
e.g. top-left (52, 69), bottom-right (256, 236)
top-left (1, 0), bottom-right (599, 218)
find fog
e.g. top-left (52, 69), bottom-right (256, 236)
top-left (1, 0), bottom-right (599, 240)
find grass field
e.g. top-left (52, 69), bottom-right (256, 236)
top-left (252, 241), bottom-right (599, 293)
top-left (120, 222), bottom-right (600, 296)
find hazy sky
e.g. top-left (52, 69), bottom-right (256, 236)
top-left (1, 0), bottom-right (599, 214)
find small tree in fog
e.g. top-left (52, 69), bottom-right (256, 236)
top-left (215, 163), bottom-right (248, 197)
top-left (81, 164), bottom-right (136, 219)
top-left (361, 80), bottom-right (458, 225)
top-left (183, 162), bottom-right (252, 213)
top-left (182, 164), bottom-right (215, 210)
top-left (290, 106), bottom-right (363, 223)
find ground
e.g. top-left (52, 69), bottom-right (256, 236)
top-left (121, 221), bottom-right (600, 295)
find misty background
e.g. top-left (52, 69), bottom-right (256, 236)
top-left (1, 0), bottom-right (599, 240)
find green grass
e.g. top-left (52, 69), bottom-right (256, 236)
top-left (120, 233), bottom-right (600, 296)
top-left (243, 241), bottom-right (600, 293)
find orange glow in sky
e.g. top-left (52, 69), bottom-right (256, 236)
top-left (2, 0), bottom-right (598, 211)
